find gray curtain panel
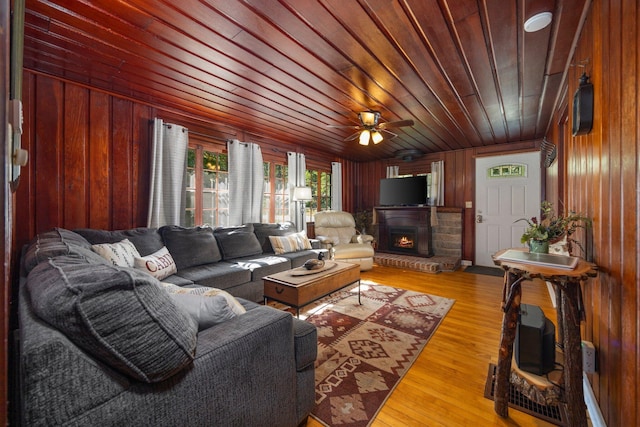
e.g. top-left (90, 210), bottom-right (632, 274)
top-left (331, 161), bottom-right (342, 212)
top-left (228, 140), bottom-right (264, 226)
top-left (287, 152), bottom-right (306, 231)
top-left (147, 118), bottom-right (189, 228)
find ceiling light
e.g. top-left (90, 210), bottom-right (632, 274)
top-left (359, 111), bottom-right (379, 126)
top-left (524, 12), bottom-right (552, 32)
top-left (371, 131), bottom-right (383, 144)
top-left (359, 130), bottom-right (371, 145)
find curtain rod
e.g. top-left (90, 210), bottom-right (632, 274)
top-left (185, 129), bottom-right (231, 142)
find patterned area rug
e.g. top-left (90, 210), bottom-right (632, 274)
top-left (304, 282), bottom-right (455, 427)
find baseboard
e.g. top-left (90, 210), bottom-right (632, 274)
top-left (584, 372), bottom-right (606, 426)
top-left (461, 259), bottom-right (472, 266)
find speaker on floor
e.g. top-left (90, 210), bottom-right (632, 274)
top-left (515, 304), bottom-right (556, 375)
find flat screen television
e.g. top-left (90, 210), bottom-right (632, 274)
top-left (379, 176), bottom-right (427, 206)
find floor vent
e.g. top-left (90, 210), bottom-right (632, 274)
top-left (484, 363), bottom-right (568, 426)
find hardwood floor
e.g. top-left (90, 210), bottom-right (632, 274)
top-left (306, 265), bottom-right (557, 427)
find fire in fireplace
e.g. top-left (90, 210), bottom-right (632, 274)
top-left (389, 226), bottom-right (419, 254)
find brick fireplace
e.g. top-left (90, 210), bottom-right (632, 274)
top-left (375, 206), bottom-right (433, 257)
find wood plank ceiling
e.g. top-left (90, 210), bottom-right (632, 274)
top-left (21, 0), bottom-right (587, 162)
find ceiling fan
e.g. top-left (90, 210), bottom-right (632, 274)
top-left (329, 111), bottom-right (414, 145)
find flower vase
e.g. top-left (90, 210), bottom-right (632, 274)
top-left (529, 240), bottom-right (549, 254)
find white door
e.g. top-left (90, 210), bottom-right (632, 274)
top-left (475, 152), bottom-right (541, 266)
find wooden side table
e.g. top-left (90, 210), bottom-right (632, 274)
top-left (492, 248), bottom-right (597, 427)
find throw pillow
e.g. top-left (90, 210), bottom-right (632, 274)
top-left (252, 222), bottom-right (297, 253)
top-left (75, 227), bottom-right (165, 257)
top-left (134, 246), bottom-right (178, 280)
top-left (91, 239), bottom-right (141, 267)
top-left (160, 225), bottom-right (222, 270)
top-left (27, 256), bottom-right (198, 383)
top-left (22, 228), bottom-right (109, 274)
top-left (268, 231), bottom-right (312, 254)
top-left (160, 283), bottom-right (246, 330)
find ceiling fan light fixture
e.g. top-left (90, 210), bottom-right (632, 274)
top-left (359, 130), bottom-right (371, 145)
top-left (524, 12), bottom-right (552, 32)
top-left (359, 111), bottom-right (379, 126)
top-left (371, 131), bottom-right (383, 144)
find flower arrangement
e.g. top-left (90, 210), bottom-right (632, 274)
top-left (353, 210), bottom-right (373, 235)
top-left (515, 201), bottom-right (591, 253)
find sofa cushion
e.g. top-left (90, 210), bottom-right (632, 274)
top-left (214, 223), bottom-right (254, 236)
top-left (160, 225), bottom-right (222, 270)
top-left (159, 274), bottom-right (194, 287)
top-left (74, 227), bottom-right (164, 256)
top-left (252, 222), bottom-right (297, 253)
top-left (22, 228), bottom-right (108, 274)
top-left (134, 246), bottom-right (177, 280)
top-left (215, 231), bottom-right (263, 260)
top-left (174, 262), bottom-right (251, 290)
top-left (241, 299), bottom-right (317, 371)
top-left (293, 318), bottom-right (318, 370)
top-left (160, 282), bottom-right (246, 330)
top-left (269, 231), bottom-right (312, 254)
top-left (232, 255), bottom-right (291, 281)
top-left (91, 239), bottom-right (141, 267)
top-left (26, 256), bottom-right (198, 383)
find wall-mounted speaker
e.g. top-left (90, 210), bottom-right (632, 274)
top-left (572, 72), bottom-right (594, 136)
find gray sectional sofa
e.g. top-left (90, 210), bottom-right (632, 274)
top-left (17, 223), bottom-right (323, 426)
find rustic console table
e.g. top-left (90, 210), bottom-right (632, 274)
top-left (492, 248), bottom-right (597, 427)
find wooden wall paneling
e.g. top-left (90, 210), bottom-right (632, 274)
top-left (1, 2), bottom-right (9, 423)
top-left (340, 159), bottom-right (354, 213)
top-left (462, 149), bottom-right (475, 261)
top-left (63, 84), bottom-right (88, 228)
top-left (110, 97), bottom-right (134, 230)
top-left (556, 0), bottom-right (640, 424)
top-left (132, 104), bottom-right (152, 227)
top-left (603, 1), bottom-right (623, 423)
top-left (89, 91), bottom-right (112, 229)
top-left (619, 0), bottom-right (639, 423)
top-left (34, 76), bottom-right (63, 234)
top-left (16, 72), bottom-right (35, 244)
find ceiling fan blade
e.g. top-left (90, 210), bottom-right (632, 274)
top-left (344, 131), bottom-right (361, 141)
top-left (327, 124), bottom-right (362, 129)
top-left (378, 119), bottom-right (414, 129)
top-left (381, 129), bottom-right (398, 139)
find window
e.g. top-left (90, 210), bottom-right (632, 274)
top-left (262, 162), bottom-right (290, 223)
top-left (186, 147), bottom-right (229, 227)
top-left (306, 170), bottom-right (331, 222)
top-left (187, 148), bottom-right (331, 226)
top-left (304, 170), bottom-right (331, 221)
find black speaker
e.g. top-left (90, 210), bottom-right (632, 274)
top-left (515, 304), bottom-right (555, 375)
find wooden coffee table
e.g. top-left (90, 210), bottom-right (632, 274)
top-left (263, 261), bottom-right (361, 317)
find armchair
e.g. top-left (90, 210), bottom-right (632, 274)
top-left (314, 211), bottom-right (375, 271)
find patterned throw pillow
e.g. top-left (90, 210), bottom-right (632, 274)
top-left (135, 246), bottom-right (178, 280)
top-left (268, 231), bottom-right (312, 254)
top-left (91, 239), bottom-right (141, 267)
top-left (160, 283), bottom-right (247, 330)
